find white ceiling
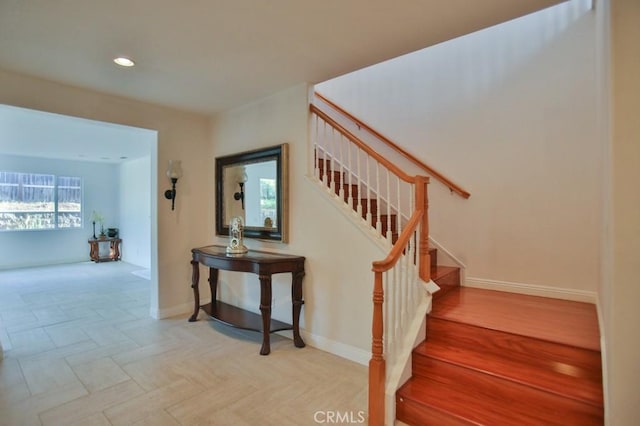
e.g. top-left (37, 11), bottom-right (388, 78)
top-left (0, 0), bottom-right (563, 163)
top-left (0, 0), bottom-right (563, 116)
top-left (0, 104), bottom-right (155, 163)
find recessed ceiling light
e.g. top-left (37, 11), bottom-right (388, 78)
top-left (113, 57), bottom-right (135, 67)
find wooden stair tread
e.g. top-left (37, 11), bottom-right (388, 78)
top-left (430, 265), bottom-right (459, 281)
top-left (414, 331), bottom-right (603, 407)
top-left (398, 286), bottom-right (603, 425)
top-left (397, 362), bottom-right (603, 425)
top-left (431, 287), bottom-right (600, 351)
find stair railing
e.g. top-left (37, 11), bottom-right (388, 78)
top-left (310, 103), bottom-right (431, 426)
top-left (315, 91), bottom-right (470, 199)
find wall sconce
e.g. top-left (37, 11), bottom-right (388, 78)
top-left (233, 168), bottom-right (248, 210)
top-left (164, 160), bottom-right (183, 211)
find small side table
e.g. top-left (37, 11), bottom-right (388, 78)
top-left (190, 245), bottom-right (305, 355)
top-left (88, 238), bottom-right (121, 262)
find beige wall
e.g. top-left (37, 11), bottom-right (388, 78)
top-left (606, 0), bottom-right (640, 423)
top-left (317, 1), bottom-right (601, 301)
top-left (0, 71), bottom-right (394, 362)
top-left (0, 69), bottom-right (213, 316)
top-left (211, 85), bottom-right (388, 362)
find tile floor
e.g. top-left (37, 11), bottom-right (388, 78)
top-left (0, 262), bottom-right (367, 425)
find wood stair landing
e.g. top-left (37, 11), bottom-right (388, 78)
top-left (397, 287), bottom-right (604, 425)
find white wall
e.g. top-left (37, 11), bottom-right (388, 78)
top-left (316, 0), bottom-right (600, 300)
top-left (605, 0), bottom-right (640, 423)
top-left (211, 85), bottom-right (387, 363)
top-left (0, 69), bottom-right (211, 317)
top-left (119, 156), bottom-right (152, 268)
top-left (0, 154), bottom-right (118, 269)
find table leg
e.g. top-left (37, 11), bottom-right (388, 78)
top-left (258, 274), bottom-right (272, 355)
top-left (208, 268), bottom-right (218, 314)
top-left (89, 241), bottom-right (98, 262)
top-left (112, 240), bottom-right (121, 261)
top-left (292, 270), bottom-right (306, 348)
top-left (189, 260), bottom-right (200, 322)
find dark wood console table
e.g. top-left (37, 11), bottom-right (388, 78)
top-left (189, 245), bottom-right (305, 355)
top-left (88, 238), bottom-right (121, 262)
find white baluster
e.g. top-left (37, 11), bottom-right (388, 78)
top-left (396, 177), bottom-right (402, 240)
top-left (322, 121), bottom-right (328, 187)
top-left (356, 149), bottom-right (362, 217)
top-left (386, 169), bottom-right (392, 241)
top-left (375, 162), bottom-right (381, 233)
top-left (347, 140), bottom-right (353, 207)
top-left (338, 134), bottom-right (345, 201)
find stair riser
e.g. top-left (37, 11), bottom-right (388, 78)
top-left (401, 358), bottom-right (603, 425)
top-left (396, 397), bottom-right (473, 426)
top-left (428, 248), bottom-right (437, 269)
top-left (426, 318), bottom-right (603, 380)
top-left (431, 267), bottom-right (460, 300)
top-left (414, 336), bottom-right (603, 407)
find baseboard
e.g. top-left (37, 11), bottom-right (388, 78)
top-left (428, 236), bottom-right (467, 269)
top-left (152, 298), bottom-right (212, 320)
top-left (154, 300), bottom-right (370, 365)
top-left (465, 277), bottom-right (598, 303)
top-left (282, 329), bottom-right (370, 366)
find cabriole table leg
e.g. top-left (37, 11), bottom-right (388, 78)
top-left (189, 259), bottom-right (200, 322)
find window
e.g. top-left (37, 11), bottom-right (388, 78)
top-left (0, 172), bottom-right (82, 231)
top-left (259, 178), bottom-right (277, 226)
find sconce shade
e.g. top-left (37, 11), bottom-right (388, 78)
top-left (232, 166), bottom-right (247, 184)
top-left (167, 160), bottom-right (183, 180)
top-left (165, 160), bottom-right (183, 211)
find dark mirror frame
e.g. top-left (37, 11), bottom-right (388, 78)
top-left (215, 143), bottom-right (289, 242)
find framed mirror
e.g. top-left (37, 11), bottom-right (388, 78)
top-left (215, 143), bottom-right (289, 242)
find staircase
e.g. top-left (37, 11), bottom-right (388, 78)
top-left (311, 96), bottom-right (602, 425)
top-left (317, 151), bottom-right (604, 426)
top-left (317, 157), bottom-right (399, 243)
top-left (396, 285), bottom-right (604, 425)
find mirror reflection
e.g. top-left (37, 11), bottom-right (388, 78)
top-left (223, 160), bottom-right (278, 229)
top-left (216, 144), bottom-right (288, 242)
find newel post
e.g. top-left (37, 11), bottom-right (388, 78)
top-left (416, 176), bottom-right (431, 282)
top-left (368, 271), bottom-right (385, 426)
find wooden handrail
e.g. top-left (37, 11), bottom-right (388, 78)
top-left (313, 102), bottom-right (432, 426)
top-left (371, 210), bottom-right (422, 272)
top-left (314, 91), bottom-right (471, 199)
top-left (368, 176), bottom-right (431, 426)
top-left (310, 104), bottom-right (415, 184)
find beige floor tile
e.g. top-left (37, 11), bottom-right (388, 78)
top-left (130, 410), bottom-right (181, 426)
top-left (65, 412), bottom-right (112, 426)
top-left (120, 350), bottom-right (193, 391)
top-left (0, 358), bottom-right (31, 405)
top-left (8, 328), bottom-right (56, 355)
top-left (0, 381), bottom-right (88, 426)
top-left (82, 324), bottom-right (134, 346)
top-left (166, 379), bottom-right (260, 424)
top-left (2, 263), bottom-right (368, 426)
top-left (19, 356), bottom-right (81, 395)
top-left (182, 407), bottom-right (255, 426)
top-left (44, 324), bottom-right (91, 347)
top-left (103, 378), bottom-right (205, 425)
top-left (31, 306), bottom-right (69, 324)
top-left (64, 340), bottom-right (140, 367)
top-left (39, 379), bottom-right (145, 426)
top-left (111, 338), bottom-right (183, 367)
top-left (20, 340), bottom-right (98, 363)
top-left (71, 356), bottom-right (132, 393)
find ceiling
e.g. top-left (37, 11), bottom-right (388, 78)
top-left (0, 0), bottom-right (563, 116)
top-left (0, 104), bottom-right (155, 163)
